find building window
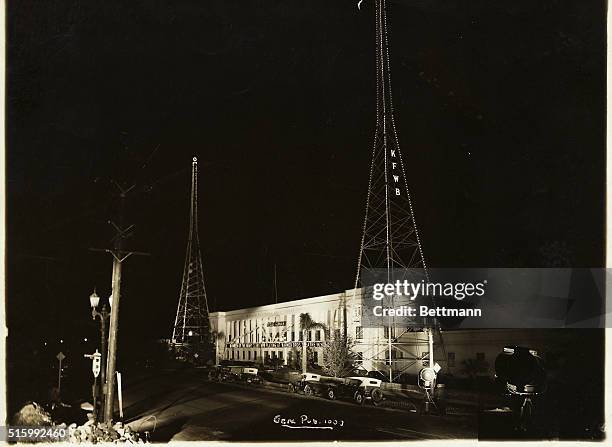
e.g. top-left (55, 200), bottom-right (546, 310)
top-left (307, 331), bottom-right (312, 341)
top-left (248, 351), bottom-right (251, 360)
top-left (254, 351), bottom-right (257, 360)
top-left (356, 326), bottom-right (363, 339)
top-left (291, 331), bottom-right (295, 341)
top-left (476, 352), bottom-right (485, 361)
top-left (243, 351), bottom-right (246, 360)
top-left (232, 350), bottom-right (235, 360)
top-left (315, 330), bottom-right (321, 341)
top-left (278, 351), bottom-right (283, 360)
top-left (448, 352), bottom-right (455, 367)
top-left (313, 351), bottom-right (319, 364)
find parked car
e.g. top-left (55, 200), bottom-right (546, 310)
top-left (261, 366), bottom-right (302, 385)
top-left (287, 373), bottom-right (322, 394)
top-left (313, 378), bottom-right (366, 405)
top-left (241, 367), bottom-right (262, 384)
top-left (209, 365), bottom-right (262, 384)
top-left (348, 376), bottom-right (384, 405)
top-left (208, 365), bottom-right (230, 381)
top-left (365, 370), bottom-right (389, 382)
top-left (289, 374), bottom-right (366, 405)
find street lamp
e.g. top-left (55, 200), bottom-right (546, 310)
top-left (89, 290), bottom-right (100, 308)
top-left (90, 289), bottom-right (111, 423)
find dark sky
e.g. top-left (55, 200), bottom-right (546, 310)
top-left (6, 0), bottom-right (605, 345)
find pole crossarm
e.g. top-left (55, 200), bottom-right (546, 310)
top-left (89, 248), bottom-right (150, 263)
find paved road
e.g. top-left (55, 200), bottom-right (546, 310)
top-left (123, 369), bottom-right (477, 441)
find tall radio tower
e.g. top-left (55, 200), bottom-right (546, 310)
top-left (172, 157), bottom-right (210, 345)
top-left (354, 0), bottom-right (435, 382)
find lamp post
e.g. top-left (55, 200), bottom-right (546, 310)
top-left (90, 289), bottom-right (110, 422)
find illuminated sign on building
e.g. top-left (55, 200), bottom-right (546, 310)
top-left (227, 341), bottom-right (323, 349)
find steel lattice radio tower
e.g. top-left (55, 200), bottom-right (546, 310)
top-left (354, 0), bottom-right (428, 287)
top-left (353, 0), bottom-right (436, 382)
top-left (172, 157), bottom-right (210, 345)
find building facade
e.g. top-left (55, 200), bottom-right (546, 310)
top-left (209, 288), bottom-right (563, 379)
top-left (209, 290), bottom-right (351, 369)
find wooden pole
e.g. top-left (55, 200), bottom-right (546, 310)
top-left (104, 256), bottom-right (122, 424)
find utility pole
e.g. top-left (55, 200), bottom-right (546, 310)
top-left (104, 183), bottom-right (130, 424)
top-left (91, 182), bottom-right (148, 425)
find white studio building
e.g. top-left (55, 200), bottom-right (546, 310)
top-left (208, 288), bottom-right (563, 380)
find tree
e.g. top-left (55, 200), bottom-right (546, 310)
top-left (299, 313), bottom-right (326, 373)
top-left (211, 330), bottom-right (224, 364)
top-left (322, 331), bottom-right (358, 377)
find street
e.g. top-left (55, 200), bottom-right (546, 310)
top-left (123, 369), bottom-right (478, 441)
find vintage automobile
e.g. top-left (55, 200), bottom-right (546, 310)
top-left (287, 373), bottom-right (321, 394)
top-left (260, 366), bottom-right (302, 385)
top-left (348, 376), bottom-right (384, 405)
top-left (289, 374), bottom-right (366, 404)
top-left (317, 378), bottom-right (366, 404)
top-left (207, 365), bottom-right (225, 381)
top-left (208, 365), bottom-right (261, 384)
top-left (241, 367), bottom-right (262, 384)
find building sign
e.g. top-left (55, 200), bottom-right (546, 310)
top-left (227, 341), bottom-right (323, 349)
top-left (266, 321), bottom-right (286, 327)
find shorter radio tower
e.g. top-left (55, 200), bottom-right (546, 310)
top-left (172, 157), bottom-right (210, 346)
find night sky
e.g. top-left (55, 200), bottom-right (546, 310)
top-left (6, 0), bottom-right (605, 347)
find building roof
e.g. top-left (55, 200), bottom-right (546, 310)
top-left (209, 287), bottom-right (363, 317)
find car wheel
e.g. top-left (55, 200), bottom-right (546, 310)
top-left (288, 383), bottom-right (295, 393)
top-left (327, 388), bottom-right (336, 400)
top-left (304, 384), bottom-right (313, 396)
top-left (371, 388), bottom-right (383, 406)
top-left (354, 392), bottom-right (364, 405)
